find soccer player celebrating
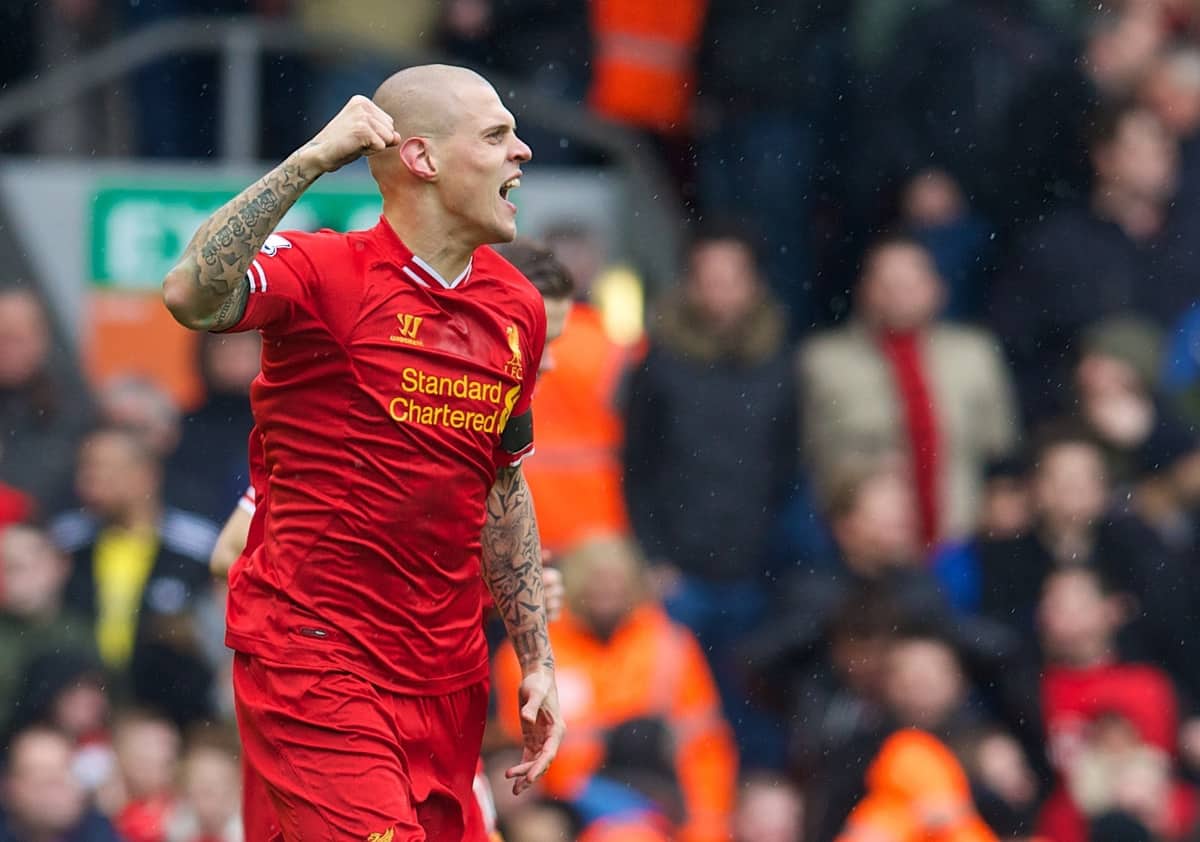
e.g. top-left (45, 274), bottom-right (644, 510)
top-left (163, 65), bottom-right (563, 842)
top-left (209, 241), bottom-right (575, 842)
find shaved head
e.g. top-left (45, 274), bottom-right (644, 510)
top-left (373, 64), bottom-right (494, 139)
top-left (366, 63), bottom-right (530, 248)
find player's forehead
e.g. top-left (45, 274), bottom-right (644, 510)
top-left (453, 81), bottom-right (515, 132)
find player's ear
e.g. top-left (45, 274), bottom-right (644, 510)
top-left (399, 137), bottom-right (438, 181)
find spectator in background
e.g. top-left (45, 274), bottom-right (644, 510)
top-left (861, 0), bottom-right (1055, 231)
top-left (733, 774), bottom-right (803, 842)
top-left (28, 0), bottom-right (121, 158)
top-left (494, 239), bottom-right (629, 555)
top-left (298, 0), bottom-right (438, 135)
top-left (800, 234), bottom-right (1018, 547)
top-left (1141, 43), bottom-right (1200, 217)
top-left (439, 0), bottom-right (591, 166)
top-left (1004, 2), bottom-right (1166, 227)
top-left (1036, 566), bottom-right (1197, 842)
top-left (97, 375), bottom-right (182, 459)
top-left (0, 525), bottom-right (96, 737)
top-left (881, 633), bottom-right (1040, 835)
top-left (543, 221), bottom-right (644, 348)
top-left (492, 534), bottom-right (737, 842)
top-left (0, 286), bottom-right (92, 517)
top-left (0, 726), bottom-right (121, 842)
top-left (622, 223), bottom-right (796, 753)
top-left (1072, 317), bottom-right (1200, 552)
top-left (807, 626), bottom-right (1038, 842)
top-left (745, 464), bottom-right (1040, 819)
top-left (51, 427), bottom-right (219, 728)
top-left (120, 0), bottom-right (245, 158)
top-left (833, 729), bottom-right (998, 842)
top-left (165, 331), bottom-right (259, 523)
top-left (108, 710), bottom-right (182, 842)
top-left (994, 101), bottom-right (1200, 422)
top-left (932, 456), bottom-right (1033, 614)
top-left (1155, 47), bottom-right (1200, 417)
top-left (745, 467), bottom-right (930, 779)
top-left (695, 1), bottom-right (850, 328)
top-left (9, 653), bottom-right (113, 785)
top-left (976, 425), bottom-right (1200, 702)
top-left (897, 169), bottom-right (995, 322)
top-left (586, 0), bottom-right (707, 187)
top-left (166, 726), bottom-right (242, 842)
top-left (498, 799), bottom-right (582, 842)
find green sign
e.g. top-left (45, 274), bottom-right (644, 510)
top-left (89, 182), bottom-right (383, 289)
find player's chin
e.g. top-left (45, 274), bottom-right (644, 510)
top-left (489, 217), bottom-right (519, 243)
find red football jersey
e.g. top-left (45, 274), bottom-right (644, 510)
top-left (243, 426), bottom-right (267, 554)
top-left (223, 218), bottom-right (546, 695)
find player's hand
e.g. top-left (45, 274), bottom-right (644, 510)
top-left (542, 552), bottom-right (564, 623)
top-left (298, 95), bottom-right (402, 174)
top-left (505, 667), bottom-right (565, 796)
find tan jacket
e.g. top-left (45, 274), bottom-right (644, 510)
top-left (798, 322), bottom-right (1018, 541)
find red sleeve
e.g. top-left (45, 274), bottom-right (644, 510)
top-left (492, 295), bottom-right (547, 470)
top-left (225, 232), bottom-right (324, 333)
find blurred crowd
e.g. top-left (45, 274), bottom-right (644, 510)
top-left (7, 0), bottom-right (1200, 841)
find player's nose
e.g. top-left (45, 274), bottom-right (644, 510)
top-left (512, 133), bottom-right (532, 164)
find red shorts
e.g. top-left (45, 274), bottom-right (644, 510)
top-left (233, 652), bottom-right (490, 842)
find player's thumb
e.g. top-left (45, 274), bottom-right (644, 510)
top-left (520, 685), bottom-right (545, 724)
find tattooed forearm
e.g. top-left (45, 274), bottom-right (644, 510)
top-left (482, 466), bottom-right (555, 673)
top-left (163, 147), bottom-right (321, 330)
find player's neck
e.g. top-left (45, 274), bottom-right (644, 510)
top-left (382, 205), bottom-right (475, 283)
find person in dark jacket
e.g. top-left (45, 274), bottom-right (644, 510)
top-left (164, 331), bottom-right (259, 523)
top-left (0, 725), bottom-right (121, 842)
top-left (694, 0), bottom-right (852, 327)
top-left (993, 100), bottom-right (1200, 423)
top-left (1001, 3), bottom-right (1166, 230)
top-left (742, 463), bottom-right (1041, 787)
top-left (50, 427), bottom-right (219, 729)
top-left (975, 423), bottom-right (1200, 702)
top-left (621, 223), bottom-right (798, 756)
top-left (0, 526), bottom-right (97, 737)
top-left (0, 287), bottom-right (93, 517)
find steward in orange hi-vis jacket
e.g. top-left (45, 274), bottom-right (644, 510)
top-left (836, 730), bottom-right (998, 842)
top-left (520, 303), bottom-right (629, 553)
top-left (587, 0), bottom-right (707, 135)
top-left (492, 535), bottom-right (736, 842)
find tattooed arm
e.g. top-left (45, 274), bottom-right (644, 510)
top-left (482, 464), bottom-right (565, 795)
top-left (162, 95), bottom-right (401, 331)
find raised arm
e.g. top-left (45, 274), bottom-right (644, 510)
top-left (481, 464), bottom-right (564, 795)
top-left (162, 95), bottom-right (401, 331)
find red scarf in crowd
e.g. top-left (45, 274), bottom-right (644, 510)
top-left (878, 331), bottom-right (940, 547)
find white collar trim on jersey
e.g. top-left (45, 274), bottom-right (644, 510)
top-left (411, 254), bottom-right (472, 289)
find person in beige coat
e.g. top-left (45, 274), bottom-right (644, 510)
top-left (799, 235), bottom-right (1019, 546)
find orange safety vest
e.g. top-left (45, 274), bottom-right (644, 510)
top-left (836, 730), bottom-right (998, 842)
top-left (493, 603), bottom-right (736, 842)
top-left (588, 0), bottom-right (708, 135)
top-left (523, 304), bottom-right (630, 553)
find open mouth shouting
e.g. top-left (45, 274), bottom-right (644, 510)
top-left (499, 173), bottom-right (521, 212)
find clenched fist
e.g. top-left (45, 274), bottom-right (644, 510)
top-left (298, 95), bottom-right (402, 174)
